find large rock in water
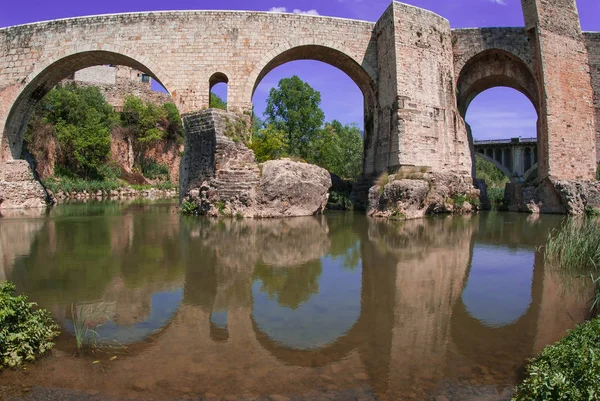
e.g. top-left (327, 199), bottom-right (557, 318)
top-left (368, 172), bottom-right (480, 220)
top-left (255, 159), bottom-right (332, 217)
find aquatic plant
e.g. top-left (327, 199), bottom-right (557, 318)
top-left (180, 200), bottom-right (199, 215)
top-left (70, 303), bottom-right (107, 354)
top-left (512, 317), bottom-right (600, 401)
top-left (545, 218), bottom-right (600, 273)
top-left (0, 281), bottom-right (60, 369)
top-left (545, 218), bottom-right (600, 316)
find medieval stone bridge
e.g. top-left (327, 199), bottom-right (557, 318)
top-left (474, 138), bottom-right (538, 182)
top-left (0, 0), bottom-right (599, 208)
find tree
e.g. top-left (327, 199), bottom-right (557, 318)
top-left (27, 83), bottom-right (116, 179)
top-left (120, 96), bottom-right (183, 168)
top-left (209, 93), bottom-right (227, 110)
top-left (264, 75), bottom-right (324, 159)
top-left (309, 121), bottom-right (363, 181)
top-left (249, 124), bottom-right (289, 163)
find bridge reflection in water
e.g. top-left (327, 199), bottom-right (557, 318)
top-left (0, 203), bottom-right (593, 401)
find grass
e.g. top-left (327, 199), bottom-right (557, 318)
top-left (545, 218), bottom-right (600, 316)
top-left (376, 172), bottom-right (390, 195)
top-left (44, 177), bottom-right (123, 194)
top-left (44, 177), bottom-right (177, 195)
top-left (70, 303), bottom-right (125, 355)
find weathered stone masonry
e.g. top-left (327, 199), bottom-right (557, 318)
top-left (0, 1), bottom-right (599, 213)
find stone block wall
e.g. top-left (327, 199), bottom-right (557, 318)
top-left (522, 0), bottom-right (596, 180)
top-left (375, 3), bottom-right (471, 176)
top-left (179, 109), bottom-right (259, 202)
top-left (585, 32), bottom-right (600, 163)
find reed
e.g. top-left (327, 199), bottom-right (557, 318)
top-left (545, 218), bottom-right (600, 316)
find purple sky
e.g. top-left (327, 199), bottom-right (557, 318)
top-left (2, 0), bottom-right (599, 140)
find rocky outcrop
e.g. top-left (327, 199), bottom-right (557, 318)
top-left (368, 171), bottom-right (480, 220)
top-left (0, 160), bottom-right (47, 209)
top-left (181, 110), bottom-right (331, 218)
top-left (505, 178), bottom-right (600, 215)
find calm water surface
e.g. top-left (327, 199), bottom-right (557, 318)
top-left (0, 201), bottom-right (593, 401)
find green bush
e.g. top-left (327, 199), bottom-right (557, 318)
top-left (488, 187), bottom-right (505, 209)
top-left (512, 317), bottom-right (600, 401)
top-left (180, 200), bottom-right (198, 215)
top-left (140, 160), bottom-right (170, 180)
top-left (0, 281), bottom-right (60, 369)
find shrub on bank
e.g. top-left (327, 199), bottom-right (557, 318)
top-left (512, 317), bottom-right (600, 401)
top-left (0, 281), bottom-right (60, 369)
top-left (44, 176), bottom-right (123, 194)
top-left (487, 187), bottom-right (505, 209)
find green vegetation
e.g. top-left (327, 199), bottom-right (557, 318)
top-left (328, 190), bottom-right (353, 211)
top-left (545, 218), bottom-right (600, 315)
top-left (44, 176), bottom-right (123, 194)
top-left (209, 93), bottom-right (227, 110)
top-left (249, 124), bottom-right (289, 163)
top-left (120, 95), bottom-right (183, 167)
top-left (546, 219), bottom-right (600, 274)
top-left (516, 218), bottom-right (600, 399)
top-left (487, 187), bottom-right (505, 209)
top-left (475, 157), bottom-right (510, 189)
top-left (512, 317), bottom-right (600, 401)
top-left (25, 83), bottom-right (116, 180)
top-left (25, 84), bottom-right (182, 193)
top-left (265, 75), bottom-right (325, 158)
top-left (253, 75), bottom-right (363, 181)
top-left (0, 281), bottom-right (60, 369)
top-left (180, 200), bottom-right (199, 215)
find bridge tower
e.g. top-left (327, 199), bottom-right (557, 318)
top-left (521, 0), bottom-right (596, 181)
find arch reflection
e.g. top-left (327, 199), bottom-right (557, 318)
top-left (462, 244), bottom-right (534, 327)
top-left (252, 256), bottom-right (362, 350)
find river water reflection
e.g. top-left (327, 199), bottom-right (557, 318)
top-left (0, 202), bottom-right (593, 401)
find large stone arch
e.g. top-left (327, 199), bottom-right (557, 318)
top-left (242, 41), bottom-right (378, 177)
top-left (243, 41), bottom-right (377, 106)
top-left (2, 45), bottom-right (174, 161)
top-left (456, 48), bottom-right (539, 117)
top-left (457, 48), bottom-right (540, 182)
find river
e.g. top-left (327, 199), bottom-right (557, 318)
top-left (0, 201), bottom-right (593, 401)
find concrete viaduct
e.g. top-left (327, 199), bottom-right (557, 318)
top-left (0, 0), bottom-right (599, 208)
top-left (474, 138), bottom-right (538, 183)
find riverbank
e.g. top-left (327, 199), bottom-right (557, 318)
top-left (43, 177), bottom-right (178, 203)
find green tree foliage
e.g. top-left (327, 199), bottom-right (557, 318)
top-left (0, 281), bottom-right (60, 369)
top-left (249, 124), bottom-right (289, 163)
top-left (310, 120), bottom-right (363, 181)
top-left (26, 83), bottom-right (116, 179)
top-left (512, 317), bottom-right (600, 401)
top-left (475, 157), bottom-right (510, 188)
top-left (120, 96), bottom-right (183, 167)
top-left (209, 93), bottom-right (227, 110)
top-left (265, 75), bottom-right (325, 159)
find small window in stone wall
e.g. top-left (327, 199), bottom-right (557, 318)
top-left (141, 74), bottom-right (150, 84)
top-left (209, 72), bottom-right (229, 111)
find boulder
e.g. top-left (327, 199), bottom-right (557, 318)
top-left (255, 159), bottom-right (332, 217)
top-left (368, 172), bottom-right (480, 220)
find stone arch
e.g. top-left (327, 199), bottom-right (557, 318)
top-left (2, 46), bottom-right (174, 160)
top-left (209, 72), bottom-right (230, 110)
top-left (242, 41), bottom-right (377, 177)
top-left (244, 42), bottom-right (377, 106)
top-left (475, 153), bottom-right (514, 183)
top-left (456, 49), bottom-right (539, 117)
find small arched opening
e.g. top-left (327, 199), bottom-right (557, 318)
top-left (209, 72), bottom-right (229, 111)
